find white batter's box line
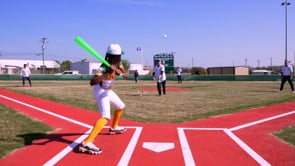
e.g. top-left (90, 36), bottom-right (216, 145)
top-left (81, 126), bottom-right (144, 166)
top-left (0, 94), bottom-right (143, 166)
top-left (2, 94), bottom-right (293, 166)
top-left (177, 127), bottom-right (226, 131)
top-left (176, 110), bottom-right (295, 166)
top-left (177, 127), bottom-right (271, 166)
top-left (44, 126), bottom-right (143, 166)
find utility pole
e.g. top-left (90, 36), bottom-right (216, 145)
top-left (41, 37), bottom-right (47, 74)
top-left (281, 0), bottom-right (291, 61)
top-left (270, 57), bottom-right (273, 71)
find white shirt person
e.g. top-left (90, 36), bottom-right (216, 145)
top-left (20, 64), bottom-right (32, 86)
top-left (153, 59), bottom-right (166, 95)
top-left (279, 60), bottom-right (294, 93)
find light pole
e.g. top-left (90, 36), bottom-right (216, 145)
top-left (281, 0), bottom-right (291, 61)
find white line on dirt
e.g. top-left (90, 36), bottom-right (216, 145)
top-left (1, 94), bottom-right (294, 165)
top-left (0, 95), bottom-right (92, 128)
top-left (43, 129), bottom-right (92, 166)
top-left (177, 128), bottom-right (196, 166)
top-left (229, 110), bottom-right (295, 131)
top-left (177, 110), bottom-right (295, 166)
top-left (117, 127), bottom-right (143, 166)
top-left (223, 129), bottom-right (271, 166)
top-left (0, 95), bottom-right (143, 166)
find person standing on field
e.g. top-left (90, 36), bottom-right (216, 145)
top-left (153, 59), bottom-right (166, 96)
top-left (176, 67), bottom-right (182, 84)
top-left (78, 44), bottom-right (129, 155)
top-left (279, 60), bottom-right (295, 93)
top-left (134, 70), bottom-right (139, 83)
top-left (20, 64), bottom-right (32, 87)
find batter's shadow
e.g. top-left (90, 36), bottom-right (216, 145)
top-left (17, 132), bottom-right (113, 154)
top-left (17, 132), bottom-right (85, 146)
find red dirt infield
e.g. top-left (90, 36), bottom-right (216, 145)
top-left (0, 88), bottom-right (294, 166)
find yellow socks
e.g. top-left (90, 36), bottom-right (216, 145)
top-left (83, 110), bottom-right (123, 144)
top-left (84, 118), bottom-right (108, 144)
top-left (111, 109), bottom-right (123, 129)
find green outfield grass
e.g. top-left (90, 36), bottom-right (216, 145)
top-left (0, 80), bottom-right (294, 158)
top-left (2, 80), bottom-right (294, 123)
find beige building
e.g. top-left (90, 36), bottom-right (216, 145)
top-left (0, 59), bottom-right (60, 74)
top-left (207, 66), bottom-right (249, 75)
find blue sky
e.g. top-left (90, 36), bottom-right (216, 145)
top-left (0, 0), bottom-right (294, 68)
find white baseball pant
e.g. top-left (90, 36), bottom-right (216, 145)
top-left (93, 85), bottom-right (125, 120)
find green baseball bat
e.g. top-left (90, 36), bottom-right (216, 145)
top-left (75, 36), bottom-right (110, 67)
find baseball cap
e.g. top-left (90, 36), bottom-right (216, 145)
top-left (107, 44), bottom-right (121, 55)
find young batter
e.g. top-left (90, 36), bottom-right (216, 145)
top-left (79, 44), bottom-right (129, 155)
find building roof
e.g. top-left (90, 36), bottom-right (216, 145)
top-left (0, 59), bottom-right (60, 69)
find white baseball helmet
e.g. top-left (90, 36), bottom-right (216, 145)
top-left (107, 44), bottom-right (121, 55)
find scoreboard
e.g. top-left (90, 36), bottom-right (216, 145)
top-left (153, 53), bottom-right (174, 73)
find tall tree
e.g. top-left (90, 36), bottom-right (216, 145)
top-left (121, 59), bottom-right (130, 71)
top-left (60, 60), bottom-right (71, 71)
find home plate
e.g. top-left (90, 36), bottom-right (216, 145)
top-left (142, 142), bottom-right (175, 153)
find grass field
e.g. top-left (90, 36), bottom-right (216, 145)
top-left (1, 80), bottom-right (295, 123)
top-left (0, 80), bottom-right (294, 158)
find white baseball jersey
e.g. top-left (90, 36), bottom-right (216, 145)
top-left (176, 68), bottom-right (182, 76)
top-left (20, 67), bottom-right (31, 77)
top-left (282, 65), bottom-right (293, 76)
top-left (101, 79), bottom-right (115, 90)
top-left (154, 64), bottom-right (166, 82)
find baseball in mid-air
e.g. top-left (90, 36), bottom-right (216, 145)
top-left (163, 34), bottom-right (167, 38)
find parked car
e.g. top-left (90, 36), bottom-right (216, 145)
top-left (55, 70), bottom-right (80, 75)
